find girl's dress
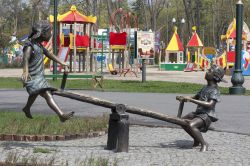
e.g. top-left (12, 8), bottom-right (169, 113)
top-left (23, 41), bottom-right (55, 95)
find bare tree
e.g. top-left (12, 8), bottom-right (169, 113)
top-left (182, 0), bottom-right (195, 37)
top-left (105, 0), bottom-right (129, 31)
top-left (195, 0), bottom-right (201, 35)
top-left (131, 0), bottom-right (149, 30)
top-left (147, 0), bottom-right (166, 31)
top-left (29, 0), bottom-right (50, 27)
top-left (1, 0), bottom-right (23, 34)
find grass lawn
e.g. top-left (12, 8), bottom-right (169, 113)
top-left (0, 77), bottom-right (247, 95)
top-left (0, 111), bottom-right (108, 135)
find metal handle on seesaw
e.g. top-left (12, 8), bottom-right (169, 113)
top-left (177, 100), bottom-right (184, 118)
top-left (60, 71), bottom-right (68, 90)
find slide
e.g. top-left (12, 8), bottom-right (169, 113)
top-left (49, 47), bottom-right (70, 72)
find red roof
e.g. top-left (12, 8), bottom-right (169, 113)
top-left (58, 5), bottom-right (96, 24)
top-left (229, 30), bottom-right (246, 39)
top-left (187, 32), bottom-right (203, 47)
top-left (175, 33), bottom-right (184, 51)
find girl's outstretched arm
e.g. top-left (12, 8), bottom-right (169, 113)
top-left (43, 47), bottom-right (66, 66)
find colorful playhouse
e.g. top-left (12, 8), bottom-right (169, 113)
top-left (221, 18), bottom-right (250, 75)
top-left (186, 27), bottom-right (208, 70)
top-left (160, 27), bottom-right (185, 71)
top-left (50, 5), bottom-right (97, 72)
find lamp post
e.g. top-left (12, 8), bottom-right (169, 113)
top-left (181, 18), bottom-right (185, 61)
top-left (180, 18), bottom-right (185, 43)
top-left (229, 0), bottom-right (245, 95)
top-left (171, 18), bottom-right (185, 41)
top-left (172, 18), bottom-right (176, 26)
top-left (172, 18), bottom-right (177, 39)
top-left (171, 18), bottom-right (185, 62)
top-left (159, 41), bottom-right (165, 70)
top-left (53, 0), bottom-right (58, 80)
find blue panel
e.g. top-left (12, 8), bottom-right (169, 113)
top-left (241, 51), bottom-right (250, 76)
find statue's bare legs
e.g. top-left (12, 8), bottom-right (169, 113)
top-left (182, 125), bottom-right (200, 147)
top-left (23, 94), bottom-right (38, 119)
top-left (23, 91), bottom-right (74, 122)
top-left (184, 118), bottom-right (208, 152)
top-left (40, 91), bottom-right (74, 122)
top-left (182, 114), bottom-right (200, 147)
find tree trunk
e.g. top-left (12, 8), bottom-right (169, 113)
top-left (142, 0), bottom-right (148, 30)
top-left (106, 0), bottom-right (113, 28)
top-left (195, 0), bottom-right (201, 35)
top-left (182, 0), bottom-right (193, 37)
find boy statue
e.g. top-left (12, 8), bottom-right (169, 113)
top-left (176, 64), bottom-right (227, 152)
top-left (21, 20), bottom-right (74, 122)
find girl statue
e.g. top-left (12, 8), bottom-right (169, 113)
top-left (21, 20), bottom-right (74, 122)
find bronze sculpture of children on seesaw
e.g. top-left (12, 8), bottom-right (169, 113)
top-left (21, 20), bottom-right (74, 122)
top-left (176, 64), bottom-right (227, 152)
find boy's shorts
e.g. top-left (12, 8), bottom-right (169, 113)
top-left (184, 112), bottom-right (212, 132)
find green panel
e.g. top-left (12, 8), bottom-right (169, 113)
top-left (160, 64), bottom-right (186, 71)
top-left (0, 55), bottom-right (8, 64)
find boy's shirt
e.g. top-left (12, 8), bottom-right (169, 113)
top-left (195, 85), bottom-right (220, 122)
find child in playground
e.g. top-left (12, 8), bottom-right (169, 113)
top-left (176, 64), bottom-right (227, 152)
top-left (21, 20), bottom-right (74, 122)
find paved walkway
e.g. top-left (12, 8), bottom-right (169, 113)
top-left (0, 127), bottom-right (250, 165)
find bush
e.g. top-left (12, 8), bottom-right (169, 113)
top-left (0, 59), bottom-right (23, 68)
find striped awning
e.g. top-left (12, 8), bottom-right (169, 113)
top-left (50, 5), bottom-right (97, 24)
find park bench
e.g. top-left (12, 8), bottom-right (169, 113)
top-left (45, 74), bottom-right (103, 89)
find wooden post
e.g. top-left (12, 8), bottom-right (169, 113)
top-left (90, 52), bottom-right (93, 72)
top-left (90, 24), bottom-right (94, 72)
top-left (83, 51), bottom-right (86, 71)
top-left (119, 50), bottom-right (122, 72)
top-left (86, 24), bottom-right (90, 72)
top-left (69, 52), bottom-right (72, 72)
top-left (112, 49), bottom-right (115, 67)
top-left (73, 22), bottom-right (77, 72)
top-left (78, 53), bottom-right (81, 72)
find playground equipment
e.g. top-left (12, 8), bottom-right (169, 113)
top-left (161, 27), bottom-right (185, 71)
top-left (109, 8), bottom-right (138, 73)
top-left (50, 5), bottom-right (97, 73)
top-left (49, 47), bottom-right (70, 72)
top-left (221, 18), bottom-right (250, 75)
top-left (108, 64), bottom-right (118, 75)
top-left (214, 50), bottom-right (227, 69)
top-left (202, 47), bottom-right (216, 69)
top-left (0, 36), bottom-right (23, 65)
top-left (89, 29), bottom-right (110, 74)
top-left (186, 26), bottom-right (205, 71)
